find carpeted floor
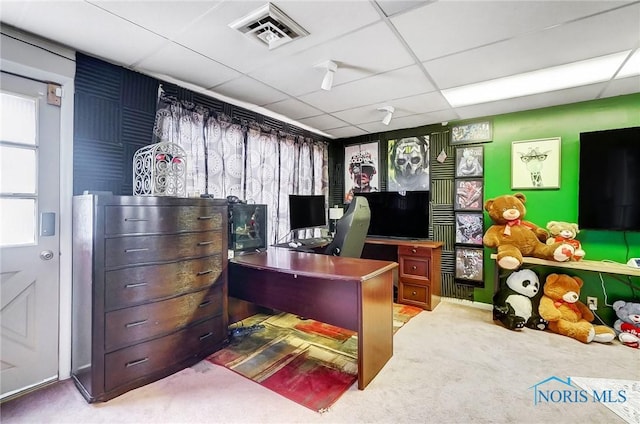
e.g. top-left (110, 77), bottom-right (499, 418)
top-left (207, 303), bottom-right (422, 411)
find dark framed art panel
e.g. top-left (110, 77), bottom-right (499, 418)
top-left (450, 120), bottom-right (492, 145)
top-left (455, 246), bottom-right (484, 287)
top-left (454, 179), bottom-right (483, 211)
top-left (344, 141), bottom-right (379, 203)
top-left (455, 212), bottom-right (483, 246)
top-left (455, 146), bottom-right (484, 178)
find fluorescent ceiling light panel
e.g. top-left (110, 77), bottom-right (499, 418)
top-left (442, 51), bottom-right (632, 107)
top-left (617, 50), bottom-right (640, 78)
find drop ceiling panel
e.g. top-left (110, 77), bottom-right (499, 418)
top-left (296, 114), bottom-right (350, 131)
top-left (249, 22), bottom-right (416, 96)
top-left (392, 0), bottom-right (633, 62)
top-left (324, 126), bottom-right (368, 138)
top-left (262, 98), bottom-right (324, 120)
top-left (89, 0), bottom-right (221, 40)
top-left (602, 76), bottom-right (640, 98)
top-left (298, 65), bottom-right (435, 112)
top-left (136, 42), bottom-right (241, 88)
top-left (213, 76), bottom-right (289, 106)
top-left (174, 0), bottom-right (380, 74)
top-left (0, 1), bottom-right (167, 67)
top-left (424, 3), bottom-right (640, 89)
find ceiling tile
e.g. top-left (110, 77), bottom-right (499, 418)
top-left (249, 21), bottom-right (415, 96)
top-left (424, 3), bottom-right (640, 89)
top-left (213, 76), bottom-right (289, 106)
top-left (135, 42), bottom-right (241, 88)
top-left (296, 114), bottom-right (350, 131)
top-left (89, 0), bottom-right (221, 39)
top-left (298, 65), bottom-right (435, 112)
top-left (392, 0), bottom-right (632, 61)
top-left (263, 98), bottom-right (323, 120)
top-left (324, 126), bottom-right (368, 138)
top-left (601, 76), bottom-right (640, 98)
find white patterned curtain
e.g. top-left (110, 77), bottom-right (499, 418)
top-left (152, 97), bottom-right (206, 196)
top-left (153, 95), bottom-right (328, 245)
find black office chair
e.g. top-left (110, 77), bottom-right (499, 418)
top-left (324, 196), bottom-right (371, 258)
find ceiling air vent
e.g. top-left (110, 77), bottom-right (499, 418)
top-left (229, 3), bottom-right (309, 50)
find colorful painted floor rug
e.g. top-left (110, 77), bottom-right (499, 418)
top-left (207, 303), bottom-right (422, 412)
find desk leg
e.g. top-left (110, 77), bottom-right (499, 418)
top-left (358, 269), bottom-right (394, 389)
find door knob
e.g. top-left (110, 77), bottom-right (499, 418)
top-left (40, 250), bottom-right (54, 260)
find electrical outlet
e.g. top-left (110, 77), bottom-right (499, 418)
top-left (587, 296), bottom-right (598, 310)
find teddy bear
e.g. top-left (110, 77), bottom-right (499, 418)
top-left (482, 193), bottom-right (575, 270)
top-left (546, 221), bottom-right (585, 261)
top-left (493, 268), bottom-right (547, 331)
top-left (538, 273), bottom-right (616, 343)
top-left (612, 300), bottom-right (640, 348)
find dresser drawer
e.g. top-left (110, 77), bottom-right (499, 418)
top-left (399, 282), bottom-right (429, 306)
top-left (399, 256), bottom-right (431, 282)
top-left (105, 232), bottom-right (222, 268)
top-left (104, 315), bottom-right (225, 392)
top-left (105, 285), bottom-right (223, 351)
top-left (105, 256), bottom-right (223, 310)
top-left (398, 245), bottom-right (432, 258)
top-left (105, 206), bottom-right (224, 236)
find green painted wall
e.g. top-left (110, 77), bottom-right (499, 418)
top-left (477, 92), bottom-right (640, 325)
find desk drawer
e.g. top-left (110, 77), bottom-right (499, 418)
top-left (399, 282), bottom-right (429, 306)
top-left (105, 286), bottom-right (223, 351)
top-left (399, 257), bottom-right (431, 282)
top-left (105, 256), bottom-right (223, 310)
top-left (105, 206), bottom-right (223, 235)
top-left (104, 315), bottom-right (224, 392)
top-left (398, 245), bottom-right (432, 258)
top-left (105, 232), bottom-right (222, 268)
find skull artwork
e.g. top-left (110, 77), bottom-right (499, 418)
top-left (394, 138), bottom-right (425, 178)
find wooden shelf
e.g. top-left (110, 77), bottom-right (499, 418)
top-left (489, 254), bottom-right (640, 277)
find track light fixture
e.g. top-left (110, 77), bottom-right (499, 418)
top-left (315, 60), bottom-right (338, 91)
top-left (378, 106), bottom-right (395, 125)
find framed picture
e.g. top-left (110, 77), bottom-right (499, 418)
top-left (455, 212), bottom-right (484, 245)
top-left (454, 179), bottom-right (483, 211)
top-left (511, 137), bottom-right (561, 190)
top-left (455, 246), bottom-right (484, 286)
top-left (455, 146), bottom-right (484, 178)
top-left (387, 135), bottom-right (430, 191)
top-left (344, 141), bottom-right (379, 203)
top-left (450, 120), bottom-right (492, 145)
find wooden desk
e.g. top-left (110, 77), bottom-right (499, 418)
top-left (229, 248), bottom-right (398, 390)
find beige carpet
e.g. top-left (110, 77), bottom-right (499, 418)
top-left (2, 300), bottom-right (638, 423)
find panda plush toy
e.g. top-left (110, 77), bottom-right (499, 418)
top-left (493, 268), bottom-right (548, 331)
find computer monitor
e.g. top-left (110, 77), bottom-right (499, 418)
top-left (288, 194), bottom-right (326, 231)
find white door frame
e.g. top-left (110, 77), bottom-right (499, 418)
top-left (1, 27), bottom-right (75, 380)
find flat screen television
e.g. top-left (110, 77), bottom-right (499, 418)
top-left (229, 203), bottom-right (268, 254)
top-left (288, 194), bottom-right (326, 231)
top-left (357, 191), bottom-right (430, 239)
top-left (578, 126), bottom-right (640, 232)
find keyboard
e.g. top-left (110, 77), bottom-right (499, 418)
top-left (295, 237), bottom-right (332, 247)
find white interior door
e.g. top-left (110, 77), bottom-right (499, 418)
top-left (1, 72), bottom-right (61, 399)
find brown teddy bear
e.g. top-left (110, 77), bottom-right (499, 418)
top-left (538, 273), bottom-right (615, 343)
top-left (546, 221), bottom-right (585, 260)
top-left (483, 193), bottom-right (575, 270)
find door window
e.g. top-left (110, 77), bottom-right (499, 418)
top-left (0, 92), bottom-right (38, 246)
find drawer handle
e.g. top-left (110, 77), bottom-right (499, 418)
top-left (412, 291), bottom-right (417, 296)
top-left (124, 247), bottom-right (149, 253)
top-left (198, 300), bottom-right (211, 308)
top-left (198, 241), bottom-right (213, 246)
top-left (197, 270), bottom-right (213, 276)
top-left (126, 357), bottom-right (149, 368)
top-left (198, 216), bottom-right (213, 220)
top-left (124, 218), bottom-right (149, 222)
top-left (125, 282), bottom-right (148, 288)
top-left (125, 319), bottom-right (148, 328)
top-left (411, 248), bottom-right (417, 253)
top-left (199, 332), bottom-right (213, 341)
top-left (411, 265), bottom-right (417, 270)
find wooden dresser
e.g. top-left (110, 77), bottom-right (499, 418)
top-left (363, 238), bottom-right (443, 310)
top-left (71, 194), bottom-right (228, 402)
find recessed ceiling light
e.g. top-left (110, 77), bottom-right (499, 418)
top-left (442, 51), bottom-right (633, 107)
